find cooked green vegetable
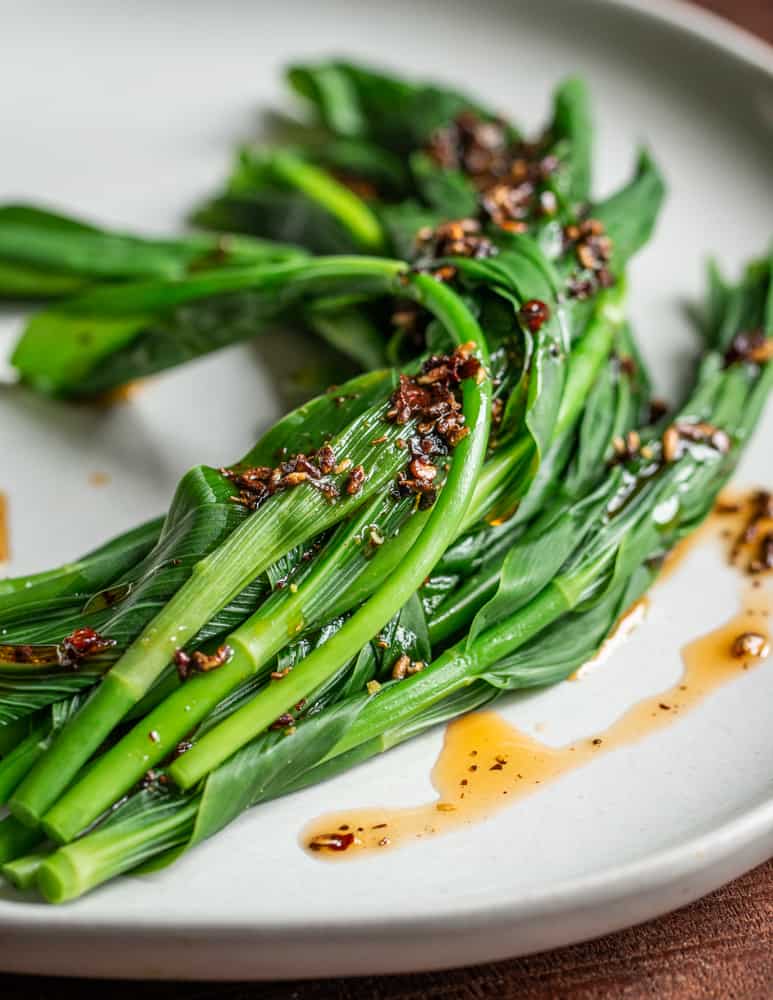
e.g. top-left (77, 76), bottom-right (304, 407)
top-left (0, 203), bottom-right (304, 299)
top-left (10, 64), bottom-right (662, 399)
top-left (19, 249), bottom-right (770, 903)
top-left (8, 258), bottom-right (492, 831)
top-left (196, 63), bottom-right (592, 254)
top-left (0, 61), bottom-right (767, 909)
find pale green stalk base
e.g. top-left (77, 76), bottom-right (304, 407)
top-left (37, 797), bottom-right (200, 904)
top-left (1, 849), bottom-right (51, 890)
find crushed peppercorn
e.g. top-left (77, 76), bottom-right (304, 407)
top-left (345, 464), bottom-right (367, 495)
top-left (563, 218), bottom-right (614, 298)
top-left (724, 328), bottom-right (773, 367)
top-left (414, 218), bottom-right (497, 265)
top-left (519, 299), bottom-right (550, 333)
top-left (424, 111), bottom-right (561, 232)
top-left (174, 644), bottom-right (233, 682)
top-left (221, 443), bottom-right (340, 511)
top-left (308, 831), bottom-right (355, 852)
top-left (58, 627), bottom-right (116, 669)
top-left (386, 342), bottom-right (482, 506)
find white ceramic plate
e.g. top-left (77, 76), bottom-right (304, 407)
top-left (0, 0), bottom-right (771, 980)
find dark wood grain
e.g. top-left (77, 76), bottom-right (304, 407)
top-left (696, 0), bottom-right (773, 44)
top-left (1, 3), bottom-right (770, 997)
top-left (2, 858), bottom-right (772, 998)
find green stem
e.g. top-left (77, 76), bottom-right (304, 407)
top-left (334, 583), bottom-right (569, 757)
top-left (554, 282), bottom-right (626, 438)
top-left (53, 254), bottom-right (403, 317)
top-left (1, 849), bottom-right (52, 891)
top-left (169, 275), bottom-right (492, 789)
top-left (41, 494), bottom-right (408, 842)
top-left (0, 714), bottom-right (38, 757)
top-left (10, 257), bottom-right (414, 829)
top-left (269, 152), bottom-right (386, 252)
top-left (37, 797), bottom-right (200, 904)
top-left (0, 716), bottom-right (51, 803)
top-left (461, 281), bottom-right (625, 530)
top-left (427, 566), bottom-right (500, 645)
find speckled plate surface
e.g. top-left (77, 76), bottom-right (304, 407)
top-left (0, 0), bottom-right (771, 979)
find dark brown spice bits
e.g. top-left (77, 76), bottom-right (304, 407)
top-left (308, 479), bottom-right (341, 503)
top-left (308, 832), bottom-right (355, 853)
top-left (221, 443), bottom-right (341, 511)
top-left (426, 111), bottom-right (510, 178)
top-left (414, 218), bottom-right (497, 265)
top-left (563, 218), bottom-right (614, 298)
top-left (174, 644), bottom-right (233, 682)
top-left (648, 398), bottom-right (669, 423)
top-left (757, 533), bottom-right (773, 572)
top-left (390, 654), bottom-right (426, 680)
top-left (519, 299), bottom-right (550, 333)
top-left (662, 421), bottom-right (731, 464)
top-left (409, 457), bottom-right (438, 484)
top-left (386, 342), bottom-right (482, 506)
top-left (345, 464), bottom-right (367, 495)
top-left (58, 627), bottom-right (116, 669)
top-left (171, 740), bottom-right (193, 760)
top-left (724, 328), bottom-right (773, 367)
top-left (731, 632), bottom-right (770, 659)
top-left (610, 430), bottom-right (641, 465)
top-left (270, 712), bottom-right (296, 731)
top-left (424, 112), bottom-right (560, 232)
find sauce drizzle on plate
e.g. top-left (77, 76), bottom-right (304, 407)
top-left (303, 490), bottom-right (772, 860)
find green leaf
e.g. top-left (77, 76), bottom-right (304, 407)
top-left (0, 517), bottom-right (163, 628)
top-left (409, 152), bottom-right (479, 218)
top-left (189, 695), bottom-right (366, 846)
top-left (550, 78), bottom-right (592, 207)
top-left (304, 295), bottom-right (389, 370)
top-left (374, 591), bottom-right (431, 678)
top-left (592, 150), bottom-right (666, 272)
top-left (563, 361), bottom-right (616, 496)
top-left (468, 487), bottom-right (606, 644)
top-left (0, 202), bottom-right (304, 300)
top-left (481, 565), bottom-right (653, 690)
top-left (287, 61), bottom-right (498, 151)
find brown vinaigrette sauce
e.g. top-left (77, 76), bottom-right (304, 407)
top-left (0, 492), bottom-right (9, 563)
top-left (303, 490), bottom-right (772, 859)
top-left (94, 381), bottom-right (143, 407)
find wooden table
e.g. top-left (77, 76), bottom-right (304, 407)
top-left (2, 3), bottom-right (771, 997)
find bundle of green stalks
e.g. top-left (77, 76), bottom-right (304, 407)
top-left (0, 63), bottom-right (769, 903)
